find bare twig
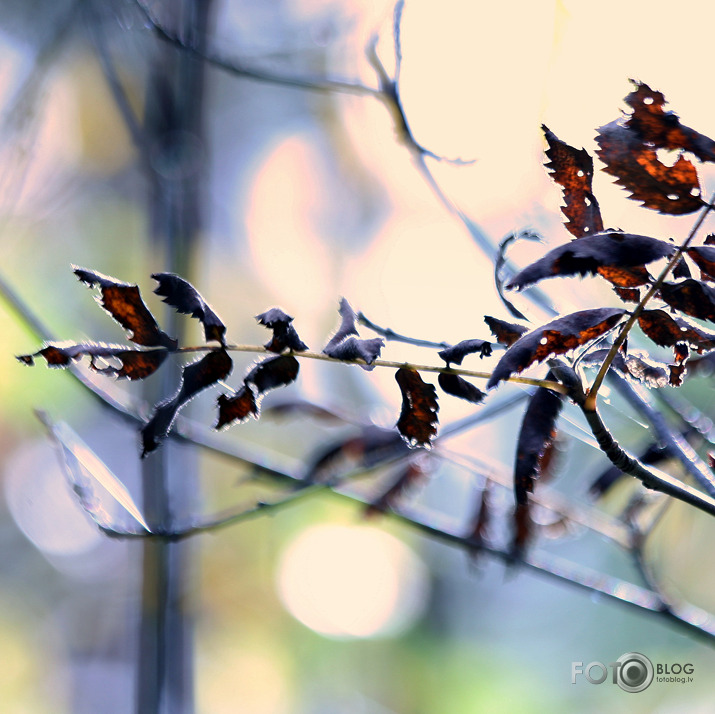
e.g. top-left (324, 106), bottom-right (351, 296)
top-left (132, 0), bottom-right (380, 98)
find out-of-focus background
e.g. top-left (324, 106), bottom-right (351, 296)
top-left (1, 0), bottom-right (714, 712)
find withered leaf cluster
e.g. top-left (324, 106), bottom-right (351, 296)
top-left (19, 267), bottom-right (311, 457)
top-left (20, 81), bottom-right (715, 545)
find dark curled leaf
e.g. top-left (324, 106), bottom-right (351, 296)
top-left (625, 81), bottom-right (715, 162)
top-left (487, 308), bottom-right (626, 389)
top-left (18, 341), bottom-right (168, 380)
top-left (325, 336), bottom-right (384, 366)
top-left (506, 232), bottom-right (674, 291)
top-left (514, 381), bottom-right (564, 505)
top-left (686, 246), bottom-right (715, 282)
top-left (595, 120), bottom-right (703, 215)
top-left (152, 272), bottom-right (226, 345)
top-left (141, 348), bottom-right (233, 457)
top-left (395, 367), bottom-right (439, 448)
top-left (438, 339), bottom-right (492, 365)
top-left (323, 298), bottom-right (384, 368)
top-left (73, 266), bottom-right (177, 349)
top-left (255, 308), bottom-right (308, 353)
top-left (638, 309), bottom-right (715, 353)
top-left (216, 386), bottom-right (258, 429)
top-left (324, 297), bottom-right (360, 345)
top-left (437, 372), bottom-right (486, 404)
top-left (484, 316), bottom-right (528, 346)
top-left (659, 279), bottom-right (715, 323)
top-left (366, 460), bottom-right (427, 516)
top-left (542, 125), bottom-right (603, 238)
top-left (244, 354), bottom-right (299, 394)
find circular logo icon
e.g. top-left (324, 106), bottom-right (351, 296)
top-left (616, 652), bottom-right (654, 692)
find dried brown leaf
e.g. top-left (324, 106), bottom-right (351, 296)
top-left (659, 279), bottom-right (715, 323)
top-left (487, 308), bottom-right (626, 389)
top-left (74, 267), bottom-right (176, 348)
top-left (542, 125), bottom-right (603, 237)
top-left (625, 81), bottom-right (715, 161)
top-left (514, 383), bottom-right (564, 505)
top-left (507, 232), bottom-right (673, 291)
top-left (152, 273), bottom-right (226, 345)
top-left (596, 120), bottom-right (704, 214)
top-left (395, 367), bottom-right (439, 448)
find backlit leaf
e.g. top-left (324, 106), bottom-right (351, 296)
top-left (323, 298), bottom-right (384, 367)
top-left (638, 309), bottom-right (715, 353)
top-left (255, 308), bottom-right (308, 353)
top-left (437, 372), bottom-right (486, 404)
top-left (614, 287), bottom-right (641, 303)
top-left (625, 81), bottom-right (715, 162)
top-left (484, 316), bottom-right (528, 346)
top-left (37, 410), bottom-right (150, 532)
top-left (487, 308), bottom-right (626, 389)
top-left (514, 381), bottom-right (564, 505)
top-left (623, 352), bottom-right (668, 388)
top-left (73, 266), bottom-right (177, 348)
top-left (395, 367), bottom-right (439, 448)
top-left (142, 348), bottom-right (233, 456)
top-left (686, 246), bottom-right (715, 282)
top-left (152, 272), bottom-right (226, 344)
top-left (596, 120), bottom-right (704, 214)
top-left (216, 386), bottom-right (258, 429)
top-left (437, 339), bottom-right (492, 365)
top-left (659, 279), bottom-right (715, 322)
top-left (507, 232), bottom-right (674, 291)
top-left (18, 341), bottom-right (168, 380)
top-left (542, 125), bottom-right (603, 237)
top-left (596, 264), bottom-right (652, 288)
top-left (244, 354), bottom-right (299, 394)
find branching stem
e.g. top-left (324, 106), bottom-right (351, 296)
top-left (586, 195), bottom-right (715, 409)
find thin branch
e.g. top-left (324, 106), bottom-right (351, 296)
top-left (581, 406), bottom-right (715, 517)
top-left (609, 372), bottom-right (715, 497)
top-left (84, 3), bottom-right (150, 160)
top-left (132, 0), bottom-right (380, 98)
top-left (357, 311), bottom-right (452, 350)
top-left (176, 343), bottom-right (570, 393)
top-left (586, 195), bottom-right (715, 409)
top-left (94, 454), bottom-right (714, 642)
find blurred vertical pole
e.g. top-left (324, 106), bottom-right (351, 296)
top-left (138, 2), bottom-right (213, 713)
